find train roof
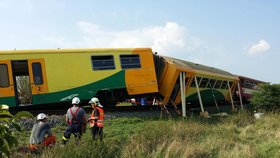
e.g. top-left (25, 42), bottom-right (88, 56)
top-left (0, 48), bottom-right (152, 55)
top-left (163, 56), bottom-right (237, 78)
top-left (237, 75), bottom-right (266, 83)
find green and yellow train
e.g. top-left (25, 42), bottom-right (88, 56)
top-left (0, 48), bottom-right (158, 107)
top-left (154, 55), bottom-right (239, 108)
top-left (0, 47), bottom-right (239, 111)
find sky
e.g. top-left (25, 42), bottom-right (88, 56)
top-left (0, 0), bottom-right (279, 84)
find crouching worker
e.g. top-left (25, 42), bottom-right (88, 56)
top-left (29, 113), bottom-right (56, 154)
top-left (62, 97), bottom-right (87, 144)
top-left (88, 97), bottom-right (104, 141)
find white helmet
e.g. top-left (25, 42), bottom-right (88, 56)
top-left (72, 97), bottom-right (80, 104)
top-left (89, 97), bottom-right (103, 108)
top-left (89, 97), bottom-right (99, 104)
top-left (37, 113), bottom-right (47, 120)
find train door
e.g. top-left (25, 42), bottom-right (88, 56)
top-left (11, 60), bottom-right (32, 106)
top-left (27, 59), bottom-right (48, 104)
top-left (8, 59), bottom-right (48, 106)
top-left (0, 60), bottom-right (16, 106)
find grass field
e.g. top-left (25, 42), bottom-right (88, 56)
top-left (12, 111), bottom-right (280, 158)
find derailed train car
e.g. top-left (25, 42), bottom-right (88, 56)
top-left (1, 47), bottom-right (255, 111)
top-left (154, 55), bottom-right (239, 110)
top-left (0, 48), bottom-right (158, 107)
top-left (236, 75), bottom-right (266, 103)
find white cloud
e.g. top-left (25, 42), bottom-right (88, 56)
top-left (248, 39), bottom-right (270, 54)
top-left (72, 21), bottom-right (205, 56)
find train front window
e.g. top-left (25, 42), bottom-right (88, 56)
top-left (154, 56), bottom-right (166, 81)
top-left (32, 62), bottom-right (43, 85)
top-left (91, 55), bottom-right (115, 70)
top-left (0, 64), bottom-right (10, 87)
top-left (120, 54), bottom-right (141, 69)
top-left (170, 76), bottom-right (180, 102)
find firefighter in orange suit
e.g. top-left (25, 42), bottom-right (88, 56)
top-left (87, 97), bottom-right (104, 141)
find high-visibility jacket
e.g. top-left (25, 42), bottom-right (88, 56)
top-left (89, 107), bottom-right (104, 128)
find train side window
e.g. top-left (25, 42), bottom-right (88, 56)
top-left (228, 81), bottom-right (233, 88)
top-left (32, 62), bottom-right (43, 85)
top-left (240, 79), bottom-right (244, 86)
top-left (0, 64), bottom-right (10, 87)
top-left (190, 77), bottom-right (201, 87)
top-left (185, 77), bottom-right (189, 86)
top-left (199, 78), bottom-right (209, 88)
top-left (220, 81), bottom-right (228, 89)
top-left (244, 80), bottom-right (257, 89)
top-left (196, 77), bottom-right (202, 85)
top-left (207, 79), bottom-right (216, 88)
top-left (91, 55), bottom-right (115, 70)
top-left (214, 80), bottom-right (222, 89)
top-left (120, 54), bottom-right (141, 69)
top-left (190, 78), bottom-right (195, 87)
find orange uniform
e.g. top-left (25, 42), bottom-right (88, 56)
top-left (89, 107), bottom-right (104, 127)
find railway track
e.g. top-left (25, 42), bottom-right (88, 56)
top-left (9, 103), bottom-right (236, 118)
top-left (9, 103), bottom-right (159, 116)
top-left (10, 103), bottom-right (235, 132)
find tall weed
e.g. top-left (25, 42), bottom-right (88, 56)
top-left (12, 112), bottom-right (280, 158)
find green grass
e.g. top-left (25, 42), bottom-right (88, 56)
top-left (11, 112), bottom-right (280, 158)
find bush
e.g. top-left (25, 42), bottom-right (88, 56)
top-left (250, 83), bottom-right (280, 112)
top-left (0, 108), bottom-right (34, 157)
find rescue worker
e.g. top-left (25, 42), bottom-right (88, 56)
top-left (62, 97), bottom-right (87, 144)
top-left (0, 104), bottom-right (9, 111)
top-left (88, 97), bottom-right (104, 141)
top-left (29, 113), bottom-right (56, 154)
top-left (0, 104), bottom-right (12, 118)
